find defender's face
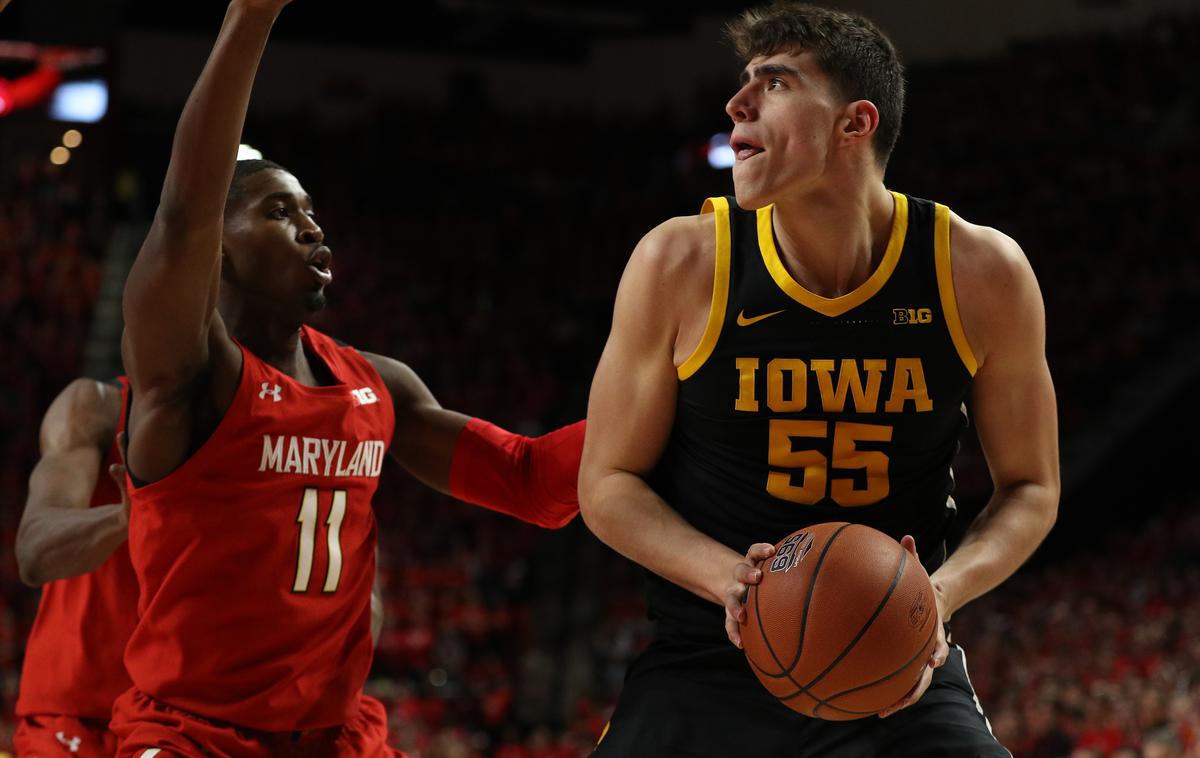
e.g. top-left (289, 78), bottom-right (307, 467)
top-left (726, 51), bottom-right (844, 209)
top-left (221, 170), bottom-right (332, 313)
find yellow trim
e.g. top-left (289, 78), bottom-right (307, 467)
top-left (756, 191), bottom-right (908, 317)
top-left (934, 203), bottom-right (979, 376)
top-left (677, 197), bottom-right (731, 381)
top-left (596, 721), bottom-right (611, 746)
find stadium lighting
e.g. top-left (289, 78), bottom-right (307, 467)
top-left (49, 79), bottom-right (108, 123)
top-left (707, 132), bottom-right (735, 169)
top-left (49, 146), bottom-right (70, 165)
top-left (237, 144), bottom-right (263, 160)
top-left (62, 129), bottom-right (83, 148)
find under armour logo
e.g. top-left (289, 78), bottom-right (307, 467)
top-left (259, 383), bottom-right (282, 402)
top-left (55, 731), bottom-right (82, 753)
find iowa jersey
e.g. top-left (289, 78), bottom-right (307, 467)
top-left (648, 192), bottom-right (976, 641)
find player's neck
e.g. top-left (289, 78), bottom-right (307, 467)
top-left (218, 293), bottom-right (309, 377)
top-left (768, 179), bottom-right (894, 299)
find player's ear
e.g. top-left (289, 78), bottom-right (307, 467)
top-left (840, 99), bottom-right (880, 148)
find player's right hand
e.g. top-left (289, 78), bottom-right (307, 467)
top-left (724, 542), bottom-right (776, 649)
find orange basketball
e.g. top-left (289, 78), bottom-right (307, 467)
top-left (741, 522), bottom-right (938, 720)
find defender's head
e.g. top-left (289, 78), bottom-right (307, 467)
top-left (723, 3), bottom-right (904, 208)
top-left (221, 159), bottom-right (332, 316)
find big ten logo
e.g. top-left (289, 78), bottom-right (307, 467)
top-left (892, 307), bottom-right (933, 325)
top-left (770, 531), bottom-right (816, 573)
top-left (350, 387), bottom-right (379, 406)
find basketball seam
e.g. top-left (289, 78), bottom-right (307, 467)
top-left (747, 523), bottom-right (852, 681)
top-left (775, 539), bottom-right (907, 707)
top-left (820, 615), bottom-right (938, 712)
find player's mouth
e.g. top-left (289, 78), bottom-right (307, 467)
top-left (308, 246), bottom-right (333, 287)
top-left (731, 135), bottom-right (765, 161)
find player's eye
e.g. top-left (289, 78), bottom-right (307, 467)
top-left (270, 207), bottom-right (289, 219)
top-left (767, 77), bottom-right (785, 90)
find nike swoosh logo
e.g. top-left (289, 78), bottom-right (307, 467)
top-left (736, 309), bottom-right (785, 327)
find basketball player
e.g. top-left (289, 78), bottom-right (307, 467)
top-left (11, 379), bottom-right (413, 756)
top-left (113, 1), bottom-right (583, 755)
top-left (579, 4), bottom-right (1059, 756)
top-left (13, 378), bottom-right (133, 758)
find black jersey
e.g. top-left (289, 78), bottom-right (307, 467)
top-left (647, 192), bottom-right (976, 641)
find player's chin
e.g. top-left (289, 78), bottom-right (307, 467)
top-left (731, 179), bottom-right (770, 212)
top-left (303, 289), bottom-right (328, 312)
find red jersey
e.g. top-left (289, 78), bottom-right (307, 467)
top-left (123, 327), bottom-right (394, 731)
top-left (16, 379), bottom-right (138, 719)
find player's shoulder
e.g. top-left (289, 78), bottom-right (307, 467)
top-left (41, 377), bottom-right (122, 451)
top-left (947, 210), bottom-right (1032, 291)
top-left (626, 213), bottom-right (714, 284)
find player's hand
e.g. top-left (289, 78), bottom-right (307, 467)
top-left (878, 534), bottom-right (949, 718)
top-left (725, 542), bottom-right (776, 649)
top-left (108, 432), bottom-right (131, 527)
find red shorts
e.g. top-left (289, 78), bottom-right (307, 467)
top-left (109, 689), bottom-right (405, 758)
top-left (13, 714), bottom-right (118, 758)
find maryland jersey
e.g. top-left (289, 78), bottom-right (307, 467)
top-left (648, 193), bottom-right (976, 641)
top-left (16, 378), bottom-right (138, 719)
top-left (123, 326), bottom-right (394, 731)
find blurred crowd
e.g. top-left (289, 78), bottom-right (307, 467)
top-left (2, 10), bottom-right (1199, 758)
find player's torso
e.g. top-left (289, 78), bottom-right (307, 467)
top-left (650, 194), bottom-right (975, 635)
top-left (124, 327), bottom-right (394, 731)
top-left (18, 378), bottom-right (139, 719)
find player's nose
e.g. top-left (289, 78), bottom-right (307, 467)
top-left (726, 86), bottom-right (756, 123)
top-left (297, 219), bottom-right (324, 245)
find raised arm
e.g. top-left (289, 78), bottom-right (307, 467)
top-left (121, 0), bottom-right (290, 480)
top-left (930, 217), bottom-right (1060, 620)
top-left (364, 353), bottom-right (583, 528)
top-left (579, 217), bottom-right (773, 645)
top-left (15, 379), bottom-right (127, 586)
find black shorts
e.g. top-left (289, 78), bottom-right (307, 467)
top-left (592, 636), bottom-right (1009, 758)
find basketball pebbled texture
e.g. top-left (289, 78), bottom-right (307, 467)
top-left (741, 522), bottom-right (938, 720)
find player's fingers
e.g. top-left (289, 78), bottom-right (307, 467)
top-left (733, 562), bottom-right (763, 586)
top-left (931, 628), bottom-right (950, 668)
top-left (900, 534), bottom-right (917, 557)
top-left (114, 431), bottom-right (128, 465)
top-left (724, 607), bottom-right (743, 648)
top-left (878, 661), bottom-right (932, 718)
top-left (746, 542), bottom-right (776, 564)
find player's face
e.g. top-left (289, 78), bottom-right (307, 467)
top-left (221, 170), bottom-right (332, 314)
top-left (726, 51), bottom-right (845, 209)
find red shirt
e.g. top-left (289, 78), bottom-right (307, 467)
top-left (124, 327), bottom-right (394, 731)
top-left (16, 379), bottom-right (138, 719)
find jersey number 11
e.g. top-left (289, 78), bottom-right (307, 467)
top-left (293, 487), bottom-right (347, 593)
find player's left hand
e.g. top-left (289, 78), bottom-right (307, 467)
top-left (877, 534), bottom-right (949, 718)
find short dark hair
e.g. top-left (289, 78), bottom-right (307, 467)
top-left (225, 158), bottom-right (290, 212)
top-left (725, 3), bottom-right (905, 166)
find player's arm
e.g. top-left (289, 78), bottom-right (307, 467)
top-left (364, 353), bottom-right (584, 528)
top-left (579, 218), bottom-right (773, 646)
top-left (15, 380), bottom-right (127, 586)
top-left (930, 218), bottom-right (1060, 618)
top-left (120, 0), bottom-right (290, 479)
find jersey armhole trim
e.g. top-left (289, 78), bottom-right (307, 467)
top-left (934, 203), bottom-right (979, 376)
top-left (677, 197), bottom-right (731, 381)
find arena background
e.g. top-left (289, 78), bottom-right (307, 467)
top-left (3, 1), bottom-right (1200, 756)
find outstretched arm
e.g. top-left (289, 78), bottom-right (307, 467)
top-left (15, 380), bottom-right (127, 586)
top-left (121, 0), bottom-right (291, 481)
top-left (365, 353), bottom-right (583, 528)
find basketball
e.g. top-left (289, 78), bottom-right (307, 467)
top-left (741, 522), bottom-right (938, 721)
